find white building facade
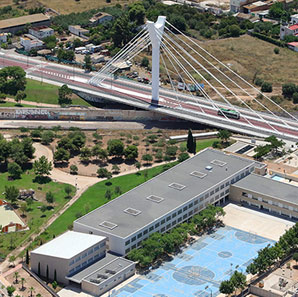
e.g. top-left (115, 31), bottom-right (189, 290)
top-left (29, 27), bottom-right (54, 40)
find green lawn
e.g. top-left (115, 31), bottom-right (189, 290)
top-left (15, 79), bottom-right (92, 106)
top-left (0, 170), bottom-right (75, 258)
top-left (0, 101), bottom-right (39, 108)
top-left (180, 138), bottom-right (218, 152)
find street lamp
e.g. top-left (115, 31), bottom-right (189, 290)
top-left (205, 285), bottom-right (212, 297)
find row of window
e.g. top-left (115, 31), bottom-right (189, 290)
top-left (69, 253), bottom-right (103, 274)
top-left (69, 243), bottom-right (105, 266)
top-left (241, 192), bottom-right (297, 212)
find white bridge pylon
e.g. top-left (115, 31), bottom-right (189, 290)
top-left (147, 16), bottom-right (166, 105)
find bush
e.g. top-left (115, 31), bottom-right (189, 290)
top-left (261, 82), bottom-right (272, 93)
top-left (97, 168), bottom-right (112, 178)
top-left (282, 83), bottom-right (297, 98)
top-left (254, 77), bottom-right (264, 87)
top-left (178, 152), bottom-right (189, 162)
top-left (293, 92), bottom-right (298, 104)
top-left (274, 47), bottom-right (279, 54)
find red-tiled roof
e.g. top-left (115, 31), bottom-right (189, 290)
top-left (287, 42), bottom-right (298, 47)
top-left (289, 24), bottom-right (298, 30)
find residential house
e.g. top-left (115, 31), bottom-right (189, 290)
top-left (68, 25), bottom-right (89, 39)
top-left (287, 41), bottom-right (298, 51)
top-left (89, 12), bottom-right (113, 27)
top-left (280, 24), bottom-right (298, 40)
top-left (20, 34), bottom-right (44, 51)
top-left (29, 26), bottom-right (54, 40)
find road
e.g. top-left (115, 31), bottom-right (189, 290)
top-left (1, 50), bottom-right (298, 141)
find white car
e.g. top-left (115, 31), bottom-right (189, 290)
top-left (177, 82), bottom-right (185, 90)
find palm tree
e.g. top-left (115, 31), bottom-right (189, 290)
top-left (29, 286), bottom-right (35, 297)
top-left (21, 277), bottom-right (25, 290)
top-left (14, 271), bottom-right (19, 284)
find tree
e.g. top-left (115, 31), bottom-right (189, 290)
top-left (8, 162), bottom-right (22, 179)
top-left (124, 145), bottom-right (138, 160)
top-left (21, 277), bottom-right (26, 290)
top-left (128, 2), bottom-right (145, 25)
top-left (142, 154), bottom-right (153, 164)
top-left (5, 186), bottom-right (19, 204)
top-left (114, 186), bottom-right (122, 195)
top-left (261, 82), bottom-right (272, 92)
top-left (97, 168), bottom-right (112, 178)
top-left (0, 66), bottom-right (26, 95)
top-left (107, 139), bottom-right (124, 157)
top-left (187, 129), bottom-right (194, 153)
top-left (112, 164), bottom-right (120, 174)
top-left (15, 90), bottom-right (26, 104)
top-left (282, 83), bottom-right (297, 98)
top-left (20, 203), bottom-right (27, 217)
top-left (217, 129), bottom-right (231, 143)
top-left (6, 286), bottom-right (16, 297)
top-left (141, 57), bottom-right (149, 68)
top-left (41, 131), bottom-right (54, 145)
top-left (54, 269), bottom-right (57, 282)
top-left (293, 252), bottom-right (298, 265)
top-left (80, 146), bottom-right (92, 163)
top-left (70, 164), bottom-right (78, 175)
top-left (165, 146), bottom-right (178, 158)
top-left (0, 93), bottom-right (6, 102)
top-left (14, 271), bottom-right (19, 284)
top-left (9, 255), bottom-right (16, 267)
top-left (293, 92), bottom-right (298, 104)
top-left (105, 189), bottom-right (112, 200)
top-left (54, 148), bottom-right (70, 164)
top-left (231, 271), bottom-right (246, 294)
top-left (33, 156), bottom-right (52, 178)
top-left (64, 185), bottom-right (73, 198)
top-left (265, 135), bottom-right (284, 156)
top-left (219, 280), bottom-right (235, 295)
top-left (135, 161), bottom-right (141, 171)
top-left (229, 24), bottom-right (241, 37)
top-left (92, 146), bottom-right (108, 162)
top-left (170, 15), bottom-right (187, 32)
top-left (178, 152), bottom-right (189, 162)
top-left (29, 286), bottom-right (35, 297)
top-left (84, 54), bottom-right (92, 72)
top-left (111, 14), bottom-right (134, 48)
top-left (155, 151), bottom-right (163, 162)
top-left (46, 191), bottom-right (54, 206)
top-left (58, 84), bottom-right (72, 105)
top-left (26, 249), bottom-right (29, 265)
top-left (26, 197), bottom-right (33, 209)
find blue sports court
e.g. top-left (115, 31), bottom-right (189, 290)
top-left (112, 226), bottom-right (274, 297)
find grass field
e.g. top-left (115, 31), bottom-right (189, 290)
top-left (0, 170), bottom-right (75, 258)
top-left (180, 138), bottom-right (218, 152)
top-left (20, 79), bottom-right (92, 106)
top-left (28, 138), bottom-right (219, 253)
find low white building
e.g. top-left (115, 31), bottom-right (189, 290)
top-left (92, 54), bottom-right (105, 64)
top-left (30, 231), bottom-right (135, 295)
top-left (20, 34), bottom-right (43, 51)
top-left (0, 33), bottom-right (8, 43)
top-left (291, 13), bottom-right (298, 24)
top-left (29, 26), bottom-right (54, 40)
top-left (31, 231), bottom-right (106, 284)
top-left (68, 25), bottom-right (89, 38)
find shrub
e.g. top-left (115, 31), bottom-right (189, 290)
top-left (293, 92), bottom-right (298, 104)
top-left (254, 77), bottom-right (264, 87)
top-left (274, 47), bottom-right (279, 54)
top-left (261, 82), bottom-right (272, 93)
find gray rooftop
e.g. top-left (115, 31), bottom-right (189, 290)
top-left (67, 253), bottom-right (133, 284)
top-left (75, 148), bottom-right (255, 238)
top-left (232, 174), bottom-right (298, 205)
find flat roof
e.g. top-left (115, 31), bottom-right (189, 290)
top-left (75, 149), bottom-right (256, 238)
top-left (232, 174), bottom-right (298, 205)
top-left (0, 14), bottom-right (50, 30)
top-left (31, 231), bottom-right (106, 259)
top-left (67, 253), bottom-right (133, 284)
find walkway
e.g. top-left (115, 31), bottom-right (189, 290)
top-left (4, 97), bottom-right (59, 108)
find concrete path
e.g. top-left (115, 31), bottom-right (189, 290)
top-left (4, 97), bottom-right (59, 108)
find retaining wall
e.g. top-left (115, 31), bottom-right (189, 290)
top-left (0, 107), bottom-right (182, 122)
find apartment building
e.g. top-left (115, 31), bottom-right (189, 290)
top-left (74, 149), bottom-right (263, 256)
top-left (230, 174), bottom-right (298, 220)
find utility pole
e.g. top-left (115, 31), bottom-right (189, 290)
top-left (147, 16), bottom-right (166, 106)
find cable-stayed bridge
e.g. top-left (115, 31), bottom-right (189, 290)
top-left (88, 16), bottom-right (298, 141)
top-left (1, 16), bottom-right (297, 141)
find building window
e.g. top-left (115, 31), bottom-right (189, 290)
top-left (94, 245), bottom-right (99, 251)
top-left (69, 260), bottom-right (74, 266)
top-left (125, 248), bottom-right (130, 254)
top-left (178, 217), bottom-right (182, 222)
top-left (183, 214), bottom-right (187, 219)
top-left (149, 226), bottom-right (154, 232)
top-left (88, 249), bottom-right (93, 255)
top-left (166, 224), bottom-right (171, 229)
top-left (131, 236), bottom-right (136, 242)
top-left (100, 242), bottom-right (105, 248)
top-left (75, 256), bottom-right (81, 262)
top-left (225, 181), bottom-right (230, 187)
top-left (200, 197), bottom-right (204, 202)
top-left (205, 193), bottom-right (209, 199)
top-left (88, 257), bottom-right (93, 263)
top-left (125, 240), bottom-right (130, 246)
top-left (82, 261), bottom-right (87, 267)
top-left (215, 187), bottom-right (219, 193)
top-left (194, 207), bottom-right (199, 213)
top-left (210, 190), bottom-right (214, 195)
top-left (161, 219), bottom-right (165, 224)
top-left (143, 229), bottom-right (148, 235)
top-left (194, 200), bottom-right (198, 205)
top-left (183, 206), bottom-right (187, 212)
top-left (155, 222), bottom-right (160, 228)
top-left (178, 209), bottom-right (182, 214)
top-left (137, 233), bottom-right (142, 239)
top-left (161, 227), bottom-right (165, 232)
top-left (189, 203), bottom-right (193, 208)
top-left (132, 244), bottom-right (136, 249)
top-left (220, 184), bottom-right (224, 189)
top-left (166, 216), bottom-right (171, 221)
top-left (172, 220), bottom-right (176, 226)
top-left (189, 211), bottom-right (193, 216)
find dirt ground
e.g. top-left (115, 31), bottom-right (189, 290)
top-left (5, 266), bottom-right (52, 297)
